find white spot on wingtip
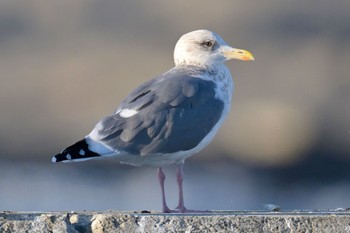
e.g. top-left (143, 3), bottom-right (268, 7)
top-left (52, 157), bottom-right (57, 163)
top-left (119, 109), bottom-right (138, 118)
top-left (79, 149), bottom-right (85, 156)
top-left (66, 154), bottom-right (72, 160)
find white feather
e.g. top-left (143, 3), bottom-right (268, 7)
top-left (119, 109), bottom-right (138, 118)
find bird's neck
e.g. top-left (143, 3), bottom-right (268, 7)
top-left (175, 62), bottom-right (226, 75)
top-left (213, 65), bottom-right (233, 93)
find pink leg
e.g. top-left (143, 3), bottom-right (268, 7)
top-left (175, 163), bottom-right (211, 213)
top-left (158, 165), bottom-right (211, 213)
top-left (176, 163), bottom-right (187, 213)
top-left (157, 167), bottom-right (173, 213)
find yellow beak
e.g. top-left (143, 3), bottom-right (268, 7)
top-left (223, 48), bottom-right (255, 61)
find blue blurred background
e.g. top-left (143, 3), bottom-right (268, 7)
top-left (1, 0), bottom-right (350, 211)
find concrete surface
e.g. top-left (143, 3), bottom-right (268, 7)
top-left (1, 210), bottom-right (350, 233)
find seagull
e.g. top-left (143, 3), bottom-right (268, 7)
top-left (52, 29), bottom-right (254, 213)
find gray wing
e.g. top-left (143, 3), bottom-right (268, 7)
top-left (91, 68), bottom-right (225, 156)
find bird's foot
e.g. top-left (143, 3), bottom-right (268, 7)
top-left (162, 205), bottom-right (210, 213)
top-left (162, 206), bottom-right (176, 213)
top-left (175, 205), bottom-right (212, 213)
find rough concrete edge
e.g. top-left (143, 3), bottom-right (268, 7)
top-left (1, 211), bottom-right (350, 233)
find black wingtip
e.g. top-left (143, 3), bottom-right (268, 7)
top-left (51, 153), bottom-right (68, 163)
top-left (52, 139), bottom-right (101, 163)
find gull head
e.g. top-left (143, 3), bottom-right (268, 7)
top-left (174, 29), bottom-right (254, 68)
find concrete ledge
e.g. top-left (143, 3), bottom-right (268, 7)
top-left (1, 210), bottom-right (350, 232)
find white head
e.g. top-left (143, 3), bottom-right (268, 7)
top-left (174, 29), bottom-right (254, 68)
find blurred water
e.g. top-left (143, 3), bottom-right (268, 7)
top-left (2, 156), bottom-right (350, 211)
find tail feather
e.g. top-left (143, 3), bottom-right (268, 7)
top-left (52, 139), bottom-right (101, 163)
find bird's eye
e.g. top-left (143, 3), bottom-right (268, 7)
top-left (202, 41), bottom-right (213, 47)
